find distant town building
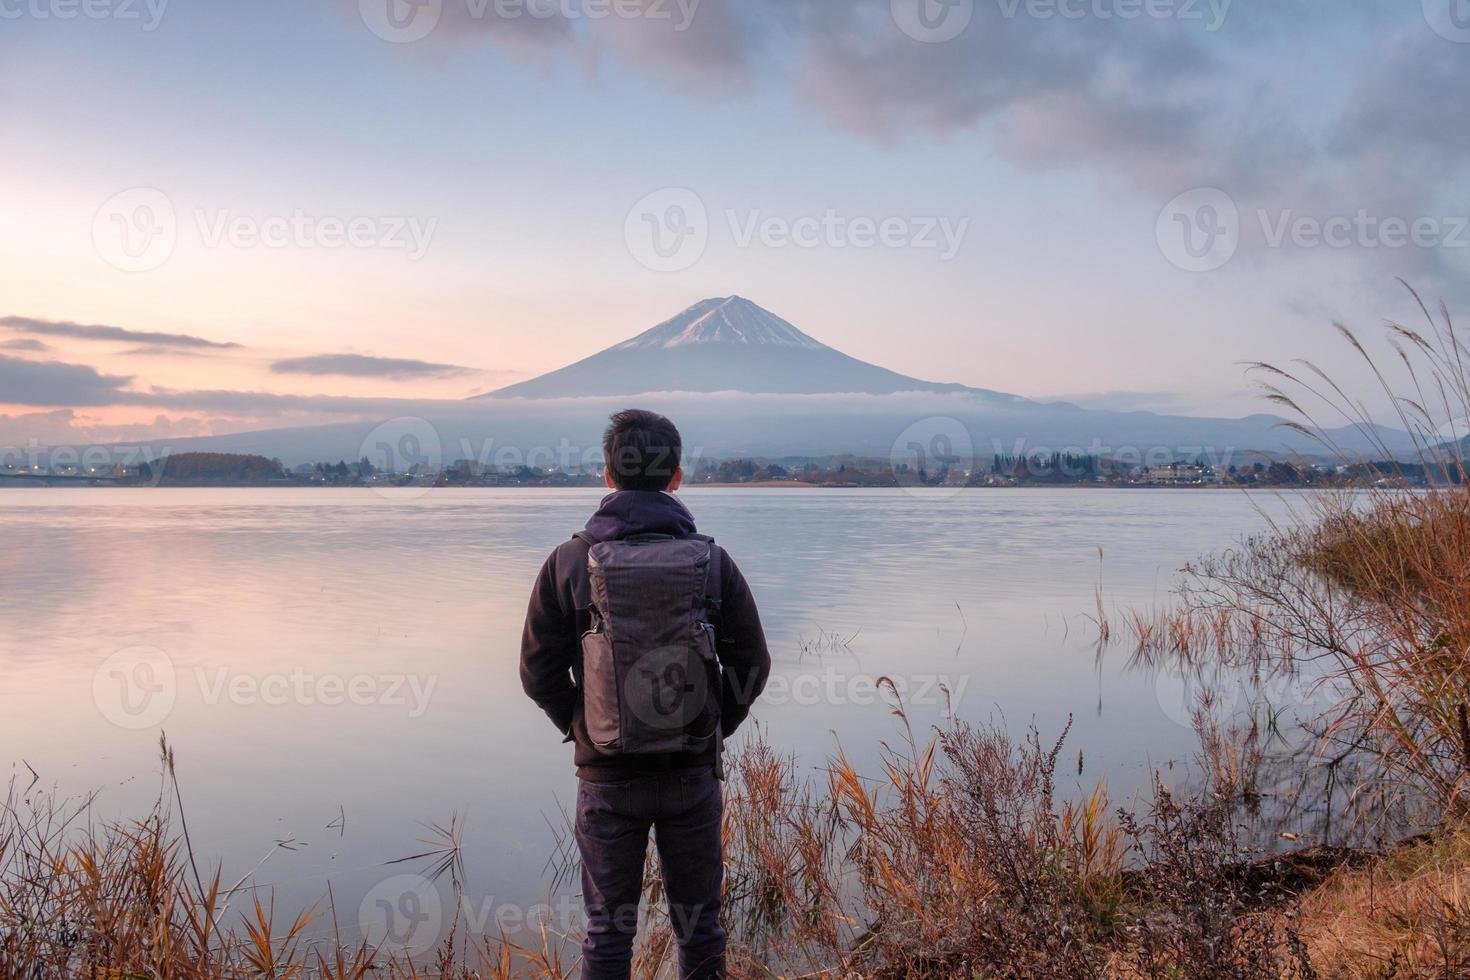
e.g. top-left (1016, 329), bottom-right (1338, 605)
top-left (1143, 462), bottom-right (1216, 485)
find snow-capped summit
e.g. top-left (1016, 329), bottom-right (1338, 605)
top-left (484, 296), bottom-right (1018, 400)
top-left (611, 297), bottom-right (832, 352)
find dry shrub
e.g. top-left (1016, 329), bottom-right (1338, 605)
top-left (1117, 782), bottom-right (1316, 980)
top-left (717, 713), bottom-right (1123, 977)
top-left (714, 708), bottom-right (1319, 979)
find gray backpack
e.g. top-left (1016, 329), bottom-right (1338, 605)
top-left (575, 532), bottom-right (723, 755)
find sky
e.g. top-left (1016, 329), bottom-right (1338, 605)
top-left (1, 0), bottom-right (1467, 445)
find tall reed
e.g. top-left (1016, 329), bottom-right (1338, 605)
top-left (1119, 286), bottom-right (1470, 827)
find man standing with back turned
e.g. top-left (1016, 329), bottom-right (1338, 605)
top-left (520, 410), bottom-right (771, 980)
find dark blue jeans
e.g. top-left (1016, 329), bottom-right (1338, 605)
top-left (575, 767), bottom-right (726, 980)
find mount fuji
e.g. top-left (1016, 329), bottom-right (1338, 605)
top-left (116, 295), bottom-right (1413, 464)
top-left (483, 296), bottom-right (1026, 402)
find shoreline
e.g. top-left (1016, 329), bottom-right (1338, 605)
top-left (0, 481), bottom-right (1330, 491)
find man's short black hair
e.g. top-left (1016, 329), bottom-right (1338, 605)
top-left (603, 409), bottom-right (682, 492)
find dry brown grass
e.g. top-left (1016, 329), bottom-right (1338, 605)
top-left (2, 717), bottom-right (1326, 979)
top-left (1296, 824), bottom-right (1470, 978)
top-left (0, 735), bottom-right (573, 980)
top-left (711, 707), bottom-right (1323, 979)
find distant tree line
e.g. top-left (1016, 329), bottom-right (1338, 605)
top-left (104, 451), bottom-right (1446, 490)
top-left (130, 453), bottom-right (286, 486)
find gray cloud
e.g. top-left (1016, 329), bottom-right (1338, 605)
top-left (354, 0), bottom-right (576, 50)
top-left (799, 5), bottom-right (1210, 150)
top-left (367, 1), bottom-right (1467, 303)
top-left (357, 0), bottom-right (1464, 208)
top-left (425, 0), bottom-right (1230, 189)
top-left (270, 353), bottom-right (476, 380)
top-left (0, 352), bottom-right (497, 419)
top-left (114, 386), bottom-right (458, 417)
top-left (0, 409), bottom-right (216, 446)
top-left (585, 0), bottom-right (780, 91)
top-left (0, 338), bottom-right (51, 353)
top-left (0, 354), bottom-right (135, 407)
top-left (1334, 27), bottom-right (1470, 160)
top-left (1, 316), bottom-right (241, 350)
top-left (118, 345), bottom-right (220, 358)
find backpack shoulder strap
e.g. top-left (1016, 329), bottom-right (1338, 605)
top-left (690, 534), bottom-right (722, 617)
top-left (570, 532), bottom-right (603, 629)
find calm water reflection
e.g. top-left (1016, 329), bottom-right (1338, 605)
top-left (0, 487), bottom-right (1303, 934)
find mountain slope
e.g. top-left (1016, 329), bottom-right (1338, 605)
top-left (91, 295), bottom-right (1417, 465)
top-left (609, 296), bottom-right (829, 351)
top-left (484, 296), bottom-right (1025, 402)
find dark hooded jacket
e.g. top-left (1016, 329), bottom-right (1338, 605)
top-left (519, 491), bottom-right (771, 780)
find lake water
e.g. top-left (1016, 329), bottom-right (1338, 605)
top-left (0, 487), bottom-right (1305, 950)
